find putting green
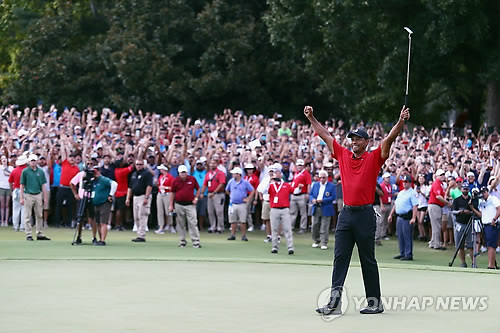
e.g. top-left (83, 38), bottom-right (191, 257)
top-left (0, 228), bottom-right (498, 332)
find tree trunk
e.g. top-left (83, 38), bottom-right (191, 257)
top-left (486, 82), bottom-right (500, 128)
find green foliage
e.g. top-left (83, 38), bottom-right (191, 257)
top-left (0, 0), bottom-right (498, 125)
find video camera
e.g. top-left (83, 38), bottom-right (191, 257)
top-left (82, 167), bottom-right (96, 191)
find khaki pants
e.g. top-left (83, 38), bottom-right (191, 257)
top-left (24, 193), bottom-right (44, 237)
top-left (246, 200), bottom-right (255, 229)
top-left (175, 204), bottom-right (200, 245)
top-left (156, 193), bottom-right (173, 230)
top-left (207, 192), bottom-right (225, 231)
top-left (133, 195), bottom-right (151, 239)
top-left (290, 193), bottom-right (308, 230)
top-left (377, 203), bottom-right (392, 239)
top-left (312, 208), bottom-right (330, 246)
top-left (270, 208), bottom-right (294, 251)
top-left (428, 204), bottom-right (443, 248)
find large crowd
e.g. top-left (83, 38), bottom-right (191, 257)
top-left (1, 105), bottom-right (499, 265)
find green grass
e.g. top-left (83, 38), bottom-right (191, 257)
top-left (0, 227), bottom-right (499, 333)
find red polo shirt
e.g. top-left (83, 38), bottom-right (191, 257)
top-left (292, 169), bottom-right (312, 194)
top-left (204, 169), bottom-right (226, 193)
top-left (172, 175), bottom-right (199, 202)
top-left (114, 166), bottom-right (133, 198)
top-left (332, 140), bottom-right (386, 206)
top-left (158, 173), bottom-right (174, 194)
top-left (8, 165), bottom-right (27, 189)
top-left (428, 178), bottom-right (445, 207)
top-left (380, 182), bottom-right (393, 204)
top-left (59, 159), bottom-right (80, 187)
top-left (244, 174), bottom-right (260, 195)
top-left (268, 181), bottom-right (294, 208)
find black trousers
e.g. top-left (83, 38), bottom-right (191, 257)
top-left (54, 187), bottom-right (76, 227)
top-left (331, 205), bottom-right (381, 306)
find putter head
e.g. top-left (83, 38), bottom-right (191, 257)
top-left (404, 27), bottom-right (413, 36)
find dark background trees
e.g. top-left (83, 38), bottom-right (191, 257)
top-left (0, 0), bottom-right (498, 128)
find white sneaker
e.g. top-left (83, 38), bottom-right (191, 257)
top-left (277, 236), bottom-right (281, 244)
top-left (312, 243), bottom-right (320, 248)
top-left (496, 246), bottom-right (500, 253)
top-left (247, 226), bottom-right (254, 232)
top-left (480, 246), bottom-right (487, 253)
top-left (107, 224), bottom-right (111, 230)
top-left (155, 229), bottom-right (165, 235)
top-left (132, 225), bottom-right (137, 232)
top-left (260, 224), bottom-right (266, 231)
top-left (264, 236), bottom-right (272, 243)
top-left (320, 245), bottom-right (328, 250)
top-left (384, 237), bottom-right (390, 241)
top-left (145, 226), bottom-right (149, 232)
top-left (169, 226), bottom-right (177, 234)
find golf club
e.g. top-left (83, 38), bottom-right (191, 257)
top-left (404, 27), bottom-right (413, 107)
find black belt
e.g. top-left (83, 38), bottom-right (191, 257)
top-left (26, 192), bottom-right (41, 195)
top-left (293, 193), bottom-right (306, 196)
top-left (396, 211), bottom-right (413, 219)
top-left (272, 207), bottom-right (288, 210)
top-left (176, 201), bottom-right (193, 206)
top-left (208, 192), bottom-right (224, 194)
top-left (343, 204), bottom-right (373, 211)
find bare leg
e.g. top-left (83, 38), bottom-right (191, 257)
top-left (0, 195), bottom-right (6, 225)
top-left (487, 247), bottom-right (496, 268)
top-left (441, 219), bottom-right (448, 246)
top-left (240, 222), bottom-right (247, 237)
top-left (100, 223), bottom-right (108, 241)
top-left (230, 223), bottom-right (237, 236)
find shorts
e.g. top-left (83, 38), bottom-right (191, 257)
top-left (261, 200), bottom-right (270, 220)
top-left (115, 196), bottom-right (126, 211)
top-left (418, 207), bottom-right (427, 212)
top-left (444, 213), bottom-right (453, 228)
top-left (0, 188), bottom-right (10, 197)
top-left (229, 203), bottom-right (247, 223)
top-left (95, 201), bottom-right (111, 224)
top-left (196, 196), bottom-right (207, 217)
top-left (454, 222), bottom-right (472, 249)
top-left (80, 199), bottom-right (95, 219)
top-left (483, 224), bottom-right (500, 248)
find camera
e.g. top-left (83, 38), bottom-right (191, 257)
top-left (82, 167), bottom-right (96, 191)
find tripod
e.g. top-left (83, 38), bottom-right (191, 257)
top-left (449, 213), bottom-right (484, 268)
top-left (71, 188), bottom-right (93, 245)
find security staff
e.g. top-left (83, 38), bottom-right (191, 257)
top-left (126, 159), bottom-right (153, 242)
top-left (310, 170), bottom-right (336, 250)
top-left (306, 105), bottom-right (410, 315)
top-left (20, 154), bottom-right (50, 241)
top-left (388, 175), bottom-right (418, 260)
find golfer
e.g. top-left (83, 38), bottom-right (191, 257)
top-left (305, 105), bottom-right (410, 315)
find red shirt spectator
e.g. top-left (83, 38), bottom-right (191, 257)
top-left (380, 181), bottom-right (393, 204)
top-left (204, 169), bottom-right (226, 193)
top-left (114, 166), bottom-right (133, 198)
top-left (429, 178), bottom-right (445, 207)
top-left (172, 175), bottom-right (199, 202)
top-left (59, 159), bottom-right (80, 186)
top-left (158, 173), bottom-right (174, 194)
top-left (244, 173), bottom-right (259, 195)
top-left (292, 169), bottom-right (312, 194)
top-left (9, 165), bottom-right (27, 189)
top-left (332, 141), bottom-right (387, 206)
top-left (268, 180), bottom-right (294, 208)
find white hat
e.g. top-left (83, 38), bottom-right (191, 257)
top-left (28, 154), bottom-right (38, 161)
top-left (272, 163), bottom-right (282, 172)
top-left (466, 171), bottom-right (475, 178)
top-left (178, 165), bottom-right (188, 173)
top-left (194, 120), bottom-right (202, 125)
top-left (157, 164), bottom-right (168, 171)
top-left (16, 155), bottom-right (28, 166)
top-left (319, 170), bottom-right (328, 178)
top-left (382, 172), bottom-right (391, 178)
top-left (435, 169), bottom-right (445, 176)
top-left (230, 167), bottom-right (243, 174)
top-left (296, 159), bottom-right (305, 166)
top-left (324, 162), bottom-right (334, 168)
top-left (244, 163), bottom-right (255, 169)
top-left (199, 156), bottom-right (207, 163)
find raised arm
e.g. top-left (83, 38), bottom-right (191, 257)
top-left (380, 106), bottom-right (410, 160)
top-left (303, 106), bottom-right (334, 153)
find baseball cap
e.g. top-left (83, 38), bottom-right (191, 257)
top-left (178, 165), bottom-right (188, 173)
top-left (401, 175), bottom-right (412, 182)
top-left (461, 183), bottom-right (469, 189)
top-left (28, 154), bottom-right (38, 161)
top-left (230, 167), bottom-right (243, 174)
top-left (272, 163), bottom-right (282, 172)
top-left (382, 172), bottom-right (391, 178)
top-left (466, 172), bottom-right (475, 178)
top-left (456, 177), bottom-right (464, 182)
top-left (480, 186), bottom-right (489, 193)
top-left (347, 127), bottom-right (369, 139)
top-left (157, 164), bottom-right (168, 171)
top-left (244, 163), bottom-right (255, 169)
top-left (435, 169), bottom-right (445, 176)
top-left (324, 162), bottom-right (333, 168)
top-left (296, 159), bottom-right (305, 166)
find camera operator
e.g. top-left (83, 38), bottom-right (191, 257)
top-left (70, 160), bottom-right (99, 244)
top-left (451, 183), bottom-right (475, 267)
top-left (470, 187), bottom-right (500, 269)
top-left (90, 166), bottom-right (117, 246)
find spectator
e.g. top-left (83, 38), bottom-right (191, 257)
top-left (9, 154), bottom-right (28, 231)
top-left (226, 167), bottom-right (254, 241)
top-left (452, 183), bottom-right (474, 267)
top-left (428, 169), bottom-right (451, 250)
top-left (310, 170), bottom-right (336, 250)
top-left (192, 159), bottom-right (208, 231)
top-left (378, 172), bottom-right (393, 243)
top-left (155, 164), bottom-right (174, 234)
top-left (200, 158), bottom-right (226, 234)
top-left (126, 159), bottom-right (153, 242)
top-left (0, 155), bottom-right (13, 226)
top-left (170, 165), bottom-right (201, 248)
top-left (243, 163), bottom-right (259, 232)
top-left (290, 159), bottom-right (311, 233)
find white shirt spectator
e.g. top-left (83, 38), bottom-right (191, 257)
top-left (479, 195), bottom-right (500, 224)
top-left (0, 165), bottom-right (13, 189)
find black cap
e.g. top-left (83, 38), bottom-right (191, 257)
top-left (461, 183), bottom-right (469, 189)
top-left (480, 186), bottom-right (489, 193)
top-left (347, 127), bottom-right (369, 140)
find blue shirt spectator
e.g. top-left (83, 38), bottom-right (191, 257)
top-left (226, 178), bottom-right (254, 204)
